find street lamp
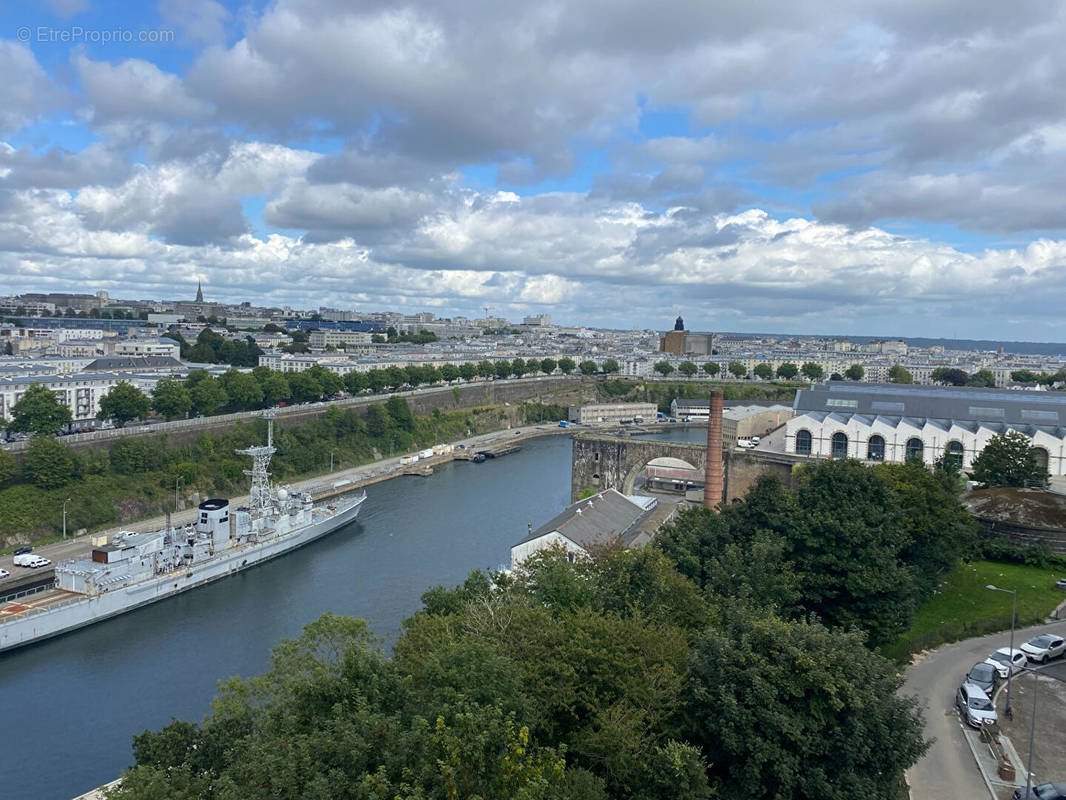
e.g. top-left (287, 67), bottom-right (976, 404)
top-left (986, 584), bottom-right (1017, 718)
top-left (330, 450), bottom-right (335, 472)
top-left (175, 477), bottom-right (182, 511)
top-left (62, 497), bottom-right (71, 539)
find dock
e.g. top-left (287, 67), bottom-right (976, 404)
top-left (403, 465), bottom-right (434, 477)
top-left (478, 443), bottom-right (522, 458)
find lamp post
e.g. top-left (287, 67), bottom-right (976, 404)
top-left (1024, 666), bottom-right (1037, 798)
top-left (330, 450), bottom-right (334, 472)
top-left (175, 477), bottom-right (182, 511)
top-left (62, 497), bottom-right (71, 540)
top-left (986, 584), bottom-right (1017, 718)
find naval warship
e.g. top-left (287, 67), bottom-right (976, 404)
top-left (0, 413), bottom-right (366, 653)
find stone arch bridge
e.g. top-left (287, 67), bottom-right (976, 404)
top-left (571, 432), bottom-right (806, 504)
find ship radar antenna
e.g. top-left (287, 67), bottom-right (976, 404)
top-left (237, 410), bottom-right (277, 510)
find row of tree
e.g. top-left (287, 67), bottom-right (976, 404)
top-left (114, 456), bottom-right (956, 799)
top-left (653, 360), bottom-right (822, 380)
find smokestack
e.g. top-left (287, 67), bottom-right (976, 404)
top-left (704, 390), bottom-right (724, 511)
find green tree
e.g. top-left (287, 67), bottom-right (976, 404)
top-left (510, 357), bottom-right (527, 377)
top-left (702, 362), bottom-right (720, 377)
top-left (459, 362), bottom-right (477, 381)
top-left (440, 363), bottom-right (461, 382)
top-left (189, 376), bottom-right (228, 416)
top-left (931, 366), bottom-right (969, 386)
top-left (365, 404), bottom-right (391, 437)
top-left (494, 359), bottom-right (513, 379)
top-left (601, 358), bottom-right (620, 374)
top-left (844, 363), bottom-right (865, 381)
top-left (752, 362), bottom-right (773, 380)
top-left (1010, 369), bottom-right (1044, 383)
top-left (653, 361), bottom-right (674, 376)
top-left (888, 364), bottom-right (913, 383)
top-left (970, 429), bottom-right (1050, 488)
top-left (96, 381), bottom-right (150, 426)
top-left (579, 360), bottom-right (599, 375)
top-left (0, 448), bottom-right (16, 487)
top-left (727, 361), bottom-right (747, 378)
top-left (287, 371), bottom-right (322, 403)
top-left (219, 370), bottom-right (264, 410)
top-left (686, 606), bottom-right (928, 800)
top-left (775, 362), bottom-right (798, 379)
top-left (152, 377), bottom-right (191, 420)
top-left (306, 365), bottom-right (343, 398)
top-left (259, 372), bottom-right (291, 405)
top-left (343, 370), bottom-right (369, 394)
top-left (678, 361), bottom-right (698, 377)
top-left (557, 357), bottom-right (576, 375)
top-left (23, 435), bottom-right (78, 488)
top-left (385, 396), bottom-right (415, 432)
top-left (968, 368), bottom-right (996, 387)
top-left (477, 360), bottom-right (496, 379)
top-left (366, 368), bottom-right (388, 393)
top-left (800, 362), bottom-right (824, 380)
top-left (8, 383), bottom-right (73, 435)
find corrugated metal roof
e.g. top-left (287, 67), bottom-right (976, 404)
top-left (512, 488), bottom-right (653, 550)
top-left (795, 382), bottom-right (1066, 425)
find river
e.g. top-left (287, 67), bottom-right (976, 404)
top-left (0, 427), bottom-right (711, 800)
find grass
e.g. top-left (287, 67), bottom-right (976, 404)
top-left (881, 560), bottom-right (1066, 662)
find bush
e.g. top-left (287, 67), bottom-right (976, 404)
top-left (975, 538), bottom-right (1066, 569)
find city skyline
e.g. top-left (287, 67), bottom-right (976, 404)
top-left (2, 2), bottom-right (1066, 337)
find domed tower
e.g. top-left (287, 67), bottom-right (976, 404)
top-left (674, 314), bottom-right (685, 331)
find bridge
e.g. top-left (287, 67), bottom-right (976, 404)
top-left (571, 432), bottom-right (807, 504)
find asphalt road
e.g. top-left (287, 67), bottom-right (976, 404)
top-left (904, 617), bottom-right (1066, 800)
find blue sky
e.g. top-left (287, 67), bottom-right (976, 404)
top-left (2, 0), bottom-right (1066, 339)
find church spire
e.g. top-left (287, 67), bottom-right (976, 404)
top-left (196, 280), bottom-right (204, 303)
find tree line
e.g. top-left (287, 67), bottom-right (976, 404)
top-left (109, 454), bottom-right (970, 800)
top-left (653, 360), bottom-right (826, 380)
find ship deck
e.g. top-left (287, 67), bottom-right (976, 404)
top-left (0, 588), bottom-right (81, 623)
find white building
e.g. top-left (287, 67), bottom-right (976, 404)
top-left (568, 402), bottom-right (658, 425)
top-left (0, 373), bottom-right (127, 424)
top-left (510, 489), bottom-right (656, 570)
top-left (783, 382), bottom-right (1066, 476)
top-left (113, 338), bottom-right (180, 360)
top-left (308, 330), bottom-right (373, 348)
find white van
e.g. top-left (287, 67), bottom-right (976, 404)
top-left (13, 554), bottom-right (51, 568)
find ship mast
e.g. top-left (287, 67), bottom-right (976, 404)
top-left (237, 411), bottom-right (276, 511)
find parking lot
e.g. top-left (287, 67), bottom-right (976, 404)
top-left (994, 659), bottom-right (1066, 797)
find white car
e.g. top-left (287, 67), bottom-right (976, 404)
top-left (1021, 634), bottom-right (1066, 663)
top-left (0, 568), bottom-right (9, 579)
top-left (984, 647), bottom-right (1028, 678)
top-left (956, 682), bottom-right (998, 728)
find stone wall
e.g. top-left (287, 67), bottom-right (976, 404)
top-left (972, 516), bottom-right (1066, 555)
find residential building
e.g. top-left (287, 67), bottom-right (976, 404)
top-left (568, 402), bottom-right (658, 425)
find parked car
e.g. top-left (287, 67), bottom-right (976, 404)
top-left (965, 661), bottom-right (1000, 695)
top-left (13, 547), bottom-right (32, 556)
top-left (1056, 577), bottom-right (1066, 591)
top-left (985, 647), bottom-right (1028, 679)
top-left (1021, 634), bottom-right (1066, 663)
top-left (1013, 782), bottom-right (1066, 800)
top-left (956, 682), bottom-right (997, 728)
top-left (0, 568), bottom-right (9, 579)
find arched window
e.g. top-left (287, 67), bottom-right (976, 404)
top-left (831, 432), bottom-right (848, 459)
top-left (946, 440), bottom-right (964, 469)
top-left (867, 435), bottom-right (885, 461)
top-left (905, 437), bottom-right (924, 462)
top-left (795, 429), bottom-right (812, 455)
top-left (1032, 446), bottom-right (1049, 473)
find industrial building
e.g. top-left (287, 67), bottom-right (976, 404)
top-left (783, 383), bottom-right (1066, 475)
top-left (567, 402), bottom-right (658, 426)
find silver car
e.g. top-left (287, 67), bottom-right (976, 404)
top-left (1021, 634), bottom-right (1066, 664)
top-left (956, 682), bottom-right (997, 728)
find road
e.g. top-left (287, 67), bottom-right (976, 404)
top-left (0, 422), bottom-right (567, 587)
top-left (904, 617), bottom-right (1066, 800)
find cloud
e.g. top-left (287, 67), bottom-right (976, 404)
top-left (0, 43), bottom-right (62, 133)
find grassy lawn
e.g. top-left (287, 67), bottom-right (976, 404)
top-left (882, 560), bottom-right (1066, 662)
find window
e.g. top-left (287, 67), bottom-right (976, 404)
top-left (968, 406), bottom-right (1005, 418)
top-left (946, 440), bottom-right (964, 469)
top-left (905, 437), bottom-right (924, 462)
top-left (1033, 447), bottom-right (1049, 473)
top-left (826, 398), bottom-right (858, 409)
top-left (867, 435), bottom-right (885, 461)
top-left (831, 432), bottom-right (848, 458)
top-left (1022, 409), bottom-right (1059, 423)
top-left (795, 429), bottom-right (812, 455)
top-left (871, 401), bottom-right (905, 413)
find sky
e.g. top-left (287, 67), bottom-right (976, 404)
top-left (2, 1), bottom-right (1066, 339)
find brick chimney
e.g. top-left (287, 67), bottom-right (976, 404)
top-left (704, 390), bottom-right (724, 510)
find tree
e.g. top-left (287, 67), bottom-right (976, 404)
top-left (727, 361), bottom-right (747, 378)
top-left (800, 362), bottom-right (824, 380)
top-left (1010, 369), bottom-right (1044, 383)
top-left (0, 448), bottom-right (16, 487)
top-left (343, 370), bottom-right (369, 394)
top-left (259, 372), bottom-right (291, 405)
top-left (558, 357), bottom-right (576, 375)
top-left (844, 363), bottom-right (865, 381)
top-left (459, 362), bottom-right (477, 381)
top-left (8, 383), bottom-right (73, 435)
top-left (306, 365), bottom-right (343, 398)
top-left (888, 364), bottom-right (913, 384)
top-left (510, 357), bottom-right (527, 377)
top-left (385, 396), bottom-right (415, 432)
top-left (477, 360), bottom-right (496, 379)
top-left (23, 435), bottom-right (78, 488)
top-left (219, 370), bottom-right (264, 410)
top-left (579, 360), bottom-right (599, 375)
top-left (440, 363), bottom-right (460, 382)
top-left (653, 361), bottom-right (674, 376)
top-left (287, 371), bottom-right (322, 403)
top-left (97, 381), bottom-right (151, 426)
top-left (752, 363), bottom-right (773, 380)
top-left (970, 429), bottom-right (1050, 488)
top-left (775, 362), bottom-right (798, 379)
top-left (702, 362), bottom-right (719, 377)
top-left (495, 359), bottom-right (513, 379)
top-left (686, 605), bottom-right (928, 800)
top-left (189, 376), bottom-right (228, 416)
top-left (968, 368), bottom-right (996, 388)
top-left (931, 367), bottom-right (969, 386)
top-left (152, 377), bottom-right (191, 420)
top-left (365, 404), bottom-right (391, 437)
top-left (829, 372), bottom-right (843, 381)
top-left (678, 361), bottom-right (698, 377)
top-left (601, 358), bottom-right (620, 375)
